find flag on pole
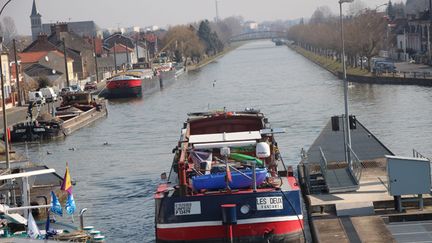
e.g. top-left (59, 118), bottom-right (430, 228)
top-left (27, 212), bottom-right (40, 239)
top-left (45, 210), bottom-right (57, 239)
top-left (50, 191), bottom-right (62, 216)
top-left (44, 211), bottom-right (50, 239)
top-left (65, 193), bottom-right (76, 215)
top-left (60, 164), bottom-right (72, 194)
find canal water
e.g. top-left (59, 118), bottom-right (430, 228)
top-left (15, 40), bottom-right (432, 242)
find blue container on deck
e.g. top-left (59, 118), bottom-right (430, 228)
top-left (192, 168), bottom-right (267, 191)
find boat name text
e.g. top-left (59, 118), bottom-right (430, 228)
top-left (256, 196), bottom-right (283, 210)
top-left (175, 201), bottom-right (201, 216)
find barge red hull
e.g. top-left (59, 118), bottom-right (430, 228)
top-left (106, 78), bottom-right (142, 98)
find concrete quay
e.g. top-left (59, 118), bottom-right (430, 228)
top-left (300, 158), bottom-right (432, 243)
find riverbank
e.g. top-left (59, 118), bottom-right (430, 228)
top-left (288, 44), bottom-right (369, 76)
top-left (187, 42), bottom-right (244, 71)
top-left (288, 43), bottom-right (432, 87)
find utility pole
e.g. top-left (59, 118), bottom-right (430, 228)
top-left (113, 41), bottom-right (118, 74)
top-left (429, 0), bottom-right (432, 63)
top-left (339, 0), bottom-right (354, 165)
top-left (12, 39), bottom-right (21, 106)
top-left (403, 28), bottom-right (407, 61)
top-left (215, 0), bottom-right (220, 22)
top-left (136, 38), bottom-right (139, 62)
top-left (62, 38), bottom-right (70, 87)
top-left (93, 36), bottom-right (99, 83)
top-left (126, 44), bottom-right (130, 68)
top-left (0, 38), bottom-right (10, 170)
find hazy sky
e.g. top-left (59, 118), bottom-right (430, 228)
top-left (5, 0), bottom-right (401, 35)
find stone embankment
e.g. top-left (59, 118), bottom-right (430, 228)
top-left (288, 44), bottom-right (432, 87)
top-left (187, 43), bottom-right (244, 71)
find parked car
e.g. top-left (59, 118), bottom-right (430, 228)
top-left (84, 81), bottom-right (97, 91)
top-left (373, 61), bottom-right (396, 73)
top-left (28, 91), bottom-right (46, 105)
top-left (60, 87), bottom-right (73, 96)
top-left (40, 87), bottom-right (58, 102)
top-left (69, 84), bottom-right (82, 92)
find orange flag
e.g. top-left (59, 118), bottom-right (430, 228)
top-left (61, 164), bottom-right (72, 194)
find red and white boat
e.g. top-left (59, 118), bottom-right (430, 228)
top-left (106, 74), bottom-right (143, 98)
top-left (155, 109), bottom-right (304, 242)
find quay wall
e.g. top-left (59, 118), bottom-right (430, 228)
top-left (187, 43), bottom-right (244, 71)
top-left (288, 44), bottom-right (432, 87)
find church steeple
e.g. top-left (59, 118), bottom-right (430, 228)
top-left (30, 0), bottom-right (40, 17)
top-left (30, 0), bottom-right (42, 41)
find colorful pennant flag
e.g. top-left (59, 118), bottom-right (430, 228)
top-left (45, 211), bottom-right (50, 239)
top-left (65, 193), bottom-right (76, 215)
top-left (60, 164), bottom-right (72, 194)
top-left (50, 191), bottom-right (62, 216)
top-left (27, 212), bottom-right (40, 239)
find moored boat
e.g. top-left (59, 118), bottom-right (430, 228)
top-left (105, 67), bottom-right (176, 99)
top-left (155, 109), bottom-right (304, 242)
top-left (10, 92), bottom-right (107, 142)
top-left (106, 74), bottom-right (143, 98)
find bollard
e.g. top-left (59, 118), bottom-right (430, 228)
top-left (221, 204), bottom-right (237, 243)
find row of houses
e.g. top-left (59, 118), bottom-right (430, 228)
top-left (392, 9), bottom-right (432, 63)
top-left (0, 22), bottom-right (161, 108)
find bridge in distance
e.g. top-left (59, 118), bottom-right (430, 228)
top-left (229, 31), bottom-right (288, 43)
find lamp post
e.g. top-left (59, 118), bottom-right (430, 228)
top-left (339, 0), bottom-right (354, 165)
top-left (12, 39), bottom-right (21, 106)
top-left (93, 36), bottom-right (99, 83)
top-left (0, 0), bottom-right (13, 172)
top-left (62, 38), bottom-right (70, 87)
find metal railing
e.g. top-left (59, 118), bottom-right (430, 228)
top-left (319, 147), bottom-right (328, 180)
top-left (299, 148), bottom-right (311, 194)
top-left (347, 145), bottom-right (362, 185)
top-left (413, 149), bottom-right (431, 161)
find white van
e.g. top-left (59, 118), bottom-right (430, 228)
top-left (40, 87), bottom-right (58, 102)
top-left (28, 91), bottom-right (46, 105)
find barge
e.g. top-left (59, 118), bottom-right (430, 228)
top-left (105, 67), bottom-right (175, 99)
top-left (9, 92), bottom-right (107, 142)
top-left (155, 109), bottom-right (304, 242)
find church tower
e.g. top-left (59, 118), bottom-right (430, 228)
top-left (30, 0), bottom-right (42, 41)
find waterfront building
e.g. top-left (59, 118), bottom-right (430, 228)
top-left (42, 21), bottom-right (101, 38)
top-left (18, 50), bottom-right (74, 90)
top-left (109, 43), bottom-right (136, 69)
top-left (23, 24), bottom-right (96, 81)
top-left (30, 0), bottom-right (101, 38)
top-left (104, 32), bottom-right (148, 66)
top-left (393, 10), bottom-right (432, 63)
top-left (0, 47), bottom-right (12, 103)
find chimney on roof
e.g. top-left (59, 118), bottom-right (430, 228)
top-left (57, 23), bottom-right (69, 33)
top-left (50, 24), bottom-right (56, 34)
top-left (51, 23), bottom-right (69, 40)
top-left (37, 33), bottom-right (48, 43)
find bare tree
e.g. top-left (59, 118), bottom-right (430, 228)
top-left (288, 9), bottom-right (389, 72)
top-left (347, 0), bottom-right (367, 16)
top-left (346, 10), bottom-right (391, 67)
top-left (210, 16), bottom-right (243, 44)
top-left (162, 25), bottom-right (205, 63)
top-left (310, 6), bottom-right (333, 24)
top-left (2, 16), bottom-right (16, 44)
